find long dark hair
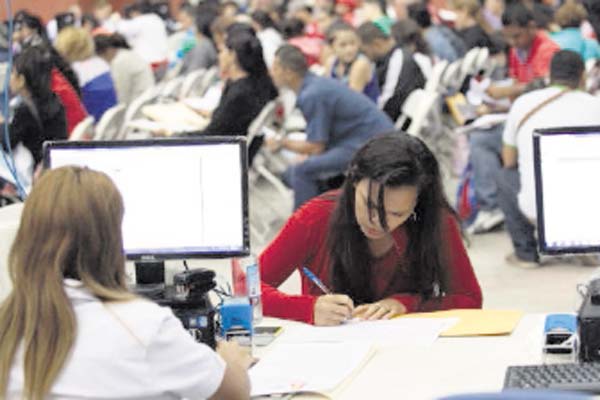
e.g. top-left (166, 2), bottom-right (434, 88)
top-left (13, 46), bottom-right (63, 122)
top-left (327, 133), bottom-right (451, 305)
top-left (225, 30), bottom-right (269, 78)
top-left (15, 10), bottom-right (81, 97)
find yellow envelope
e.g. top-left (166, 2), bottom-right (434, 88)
top-left (398, 309), bottom-right (524, 337)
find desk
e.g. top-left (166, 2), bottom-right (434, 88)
top-left (255, 314), bottom-right (548, 399)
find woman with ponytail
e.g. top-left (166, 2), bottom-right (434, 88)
top-left (259, 133), bottom-right (482, 326)
top-left (0, 166), bottom-right (252, 399)
top-left (1, 46), bottom-right (67, 167)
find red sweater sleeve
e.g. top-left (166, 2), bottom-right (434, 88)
top-left (259, 200), bottom-right (328, 324)
top-left (390, 214), bottom-right (483, 312)
top-left (51, 69), bottom-right (88, 135)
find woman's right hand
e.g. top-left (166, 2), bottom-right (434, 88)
top-left (313, 294), bottom-right (354, 326)
top-left (216, 340), bottom-right (254, 370)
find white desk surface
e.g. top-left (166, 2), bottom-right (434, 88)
top-left (255, 314), bottom-right (551, 400)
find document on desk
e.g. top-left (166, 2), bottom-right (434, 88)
top-left (400, 309), bottom-right (524, 336)
top-left (249, 341), bottom-right (373, 397)
top-left (277, 318), bottom-right (457, 346)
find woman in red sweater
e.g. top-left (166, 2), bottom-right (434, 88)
top-left (259, 133), bottom-right (482, 326)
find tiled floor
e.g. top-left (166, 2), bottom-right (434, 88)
top-left (249, 178), bottom-right (598, 315)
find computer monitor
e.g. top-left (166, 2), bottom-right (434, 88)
top-left (43, 137), bottom-right (250, 259)
top-left (534, 126), bottom-right (600, 255)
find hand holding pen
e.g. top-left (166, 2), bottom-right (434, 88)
top-left (302, 267), bottom-right (354, 326)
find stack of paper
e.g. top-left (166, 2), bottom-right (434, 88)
top-left (249, 318), bottom-right (456, 397)
top-left (278, 318), bottom-right (457, 345)
top-left (250, 341), bottom-right (373, 397)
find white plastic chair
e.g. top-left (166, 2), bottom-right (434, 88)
top-left (159, 76), bottom-right (185, 99)
top-left (457, 47), bottom-right (481, 87)
top-left (118, 87), bottom-right (161, 139)
top-left (179, 69), bottom-right (207, 98)
top-left (440, 59), bottom-right (462, 93)
top-left (473, 47), bottom-right (490, 76)
top-left (395, 89), bottom-right (439, 136)
top-left (247, 101), bottom-right (293, 242)
top-left (424, 59), bottom-right (449, 93)
top-left (69, 116), bottom-right (95, 141)
top-left (196, 67), bottom-right (219, 97)
top-left (93, 104), bottom-right (127, 141)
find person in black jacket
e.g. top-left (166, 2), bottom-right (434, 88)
top-left (198, 25), bottom-right (278, 160)
top-left (2, 46), bottom-right (67, 167)
top-left (357, 22), bottom-right (425, 123)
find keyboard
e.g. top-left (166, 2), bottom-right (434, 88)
top-left (504, 363), bottom-right (600, 393)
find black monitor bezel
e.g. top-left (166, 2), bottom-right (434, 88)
top-left (534, 126), bottom-right (600, 255)
top-left (43, 136), bottom-right (251, 260)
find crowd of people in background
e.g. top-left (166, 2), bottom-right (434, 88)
top-left (3, 0), bottom-right (600, 397)
top-left (0, 0), bottom-right (600, 267)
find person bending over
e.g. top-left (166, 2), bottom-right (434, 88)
top-left (259, 134), bottom-right (483, 326)
top-left (0, 167), bottom-right (252, 399)
top-left (267, 44), bottom-right (393, 209)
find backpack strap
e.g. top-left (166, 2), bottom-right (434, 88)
top-left (516, 88), bottom-right (571, 132)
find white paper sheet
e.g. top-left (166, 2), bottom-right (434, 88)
top-left (277, 318), bottom-right (458, 346)
top-left (249, 341), bottom-right (373, 397)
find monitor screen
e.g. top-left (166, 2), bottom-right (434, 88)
top-left (43, 137), bottom-right (249, 259)
top-left (534, 126), bottom-right (600, 254)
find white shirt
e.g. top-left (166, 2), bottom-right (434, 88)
top-left (72, 56), bottom-right (112, 88)
top-left (502, 86), bottom-right (600, 221)
top-left (257, 28), bottom-right (283, 68)
top-left (8, 280), bottom-right (226, 399)
top-left (117, 14), bottom-right (168, 64)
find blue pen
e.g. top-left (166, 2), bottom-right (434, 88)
top-left (301, 267), bottom-right (332, 295)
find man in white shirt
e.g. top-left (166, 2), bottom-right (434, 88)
top-left (497, 50), bottom-right (600, 267)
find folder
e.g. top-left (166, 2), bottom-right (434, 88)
top-left (399, 309), bottom-right (524, 337)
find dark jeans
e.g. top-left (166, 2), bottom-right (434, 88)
top-left (496, 168), bottom-right (538, 262)
top-left (283, 146), bottom-right (355, 209)
top-left (469, 124), bottom-right (504, 211)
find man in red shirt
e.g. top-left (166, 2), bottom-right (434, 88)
top-left (487, 3), bottom-right (560, 98)
top-left (467, 3), bottom-right (559, 235)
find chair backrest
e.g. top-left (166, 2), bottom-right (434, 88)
top-left (247, 101), bottom-right (277, 143)
top-left (179, 69), bottom-right (207, 98)
top-left (118, 87), bottom-right (160, 139)
top-left (197, 66), bottom-right (219, 97)
top-left (473, 47), bottom-right (490, 75)
top-left (160, 76), bottom-right (185, 99)
top-left (425, 59), bottom-right (449, 93)
top-left (395, 89), bottom-right (439, 136)
top-left (441, 59), bottom-right (462, 92)
top-left (460, 47), bottom-right (481, 78)
top-left (93, 104), bottom-right (127, 140)
top-left (69, 116), bottom-right (95, 141)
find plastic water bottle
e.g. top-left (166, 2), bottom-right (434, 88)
top-left (231, 255), bottom-right (263, 323)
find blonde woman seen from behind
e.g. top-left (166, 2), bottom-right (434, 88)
top-left (0, 166), bottom-right (251, 400)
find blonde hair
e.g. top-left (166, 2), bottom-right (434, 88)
top-left (555, 2), bottom-right (588, 28)
top-left (0, 166), bottom-right (134, 400)
top-left (55, 27), bottom-right (95, 62)
top-left (452, 0), bottom-right (481, 17)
